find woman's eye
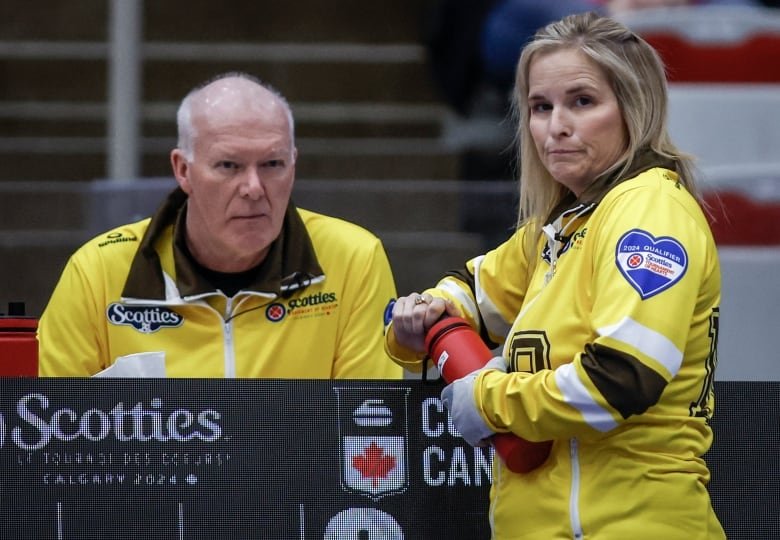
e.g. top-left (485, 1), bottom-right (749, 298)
top-left (530, 103), bottom-right (551, 114)
top-left (575, 96), bottom-right (593, 107)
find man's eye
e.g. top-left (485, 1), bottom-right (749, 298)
top-left (217, 161), bottom-right (238, 170)
top-left (264, 159), bottom-right (285, 168)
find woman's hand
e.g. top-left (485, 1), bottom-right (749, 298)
top-left (390, 292), bottom-right (458, 353)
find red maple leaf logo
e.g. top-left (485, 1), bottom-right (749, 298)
top-left (352, 441), bottom-right (396, 487)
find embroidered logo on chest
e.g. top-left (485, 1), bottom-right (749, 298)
top-left (107, 304), bottom-right (184, 333)
top-left (615, 229), bottom-right (688, 299)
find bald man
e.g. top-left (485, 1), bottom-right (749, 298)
top-left (38, 72), bottom-right (401, 380)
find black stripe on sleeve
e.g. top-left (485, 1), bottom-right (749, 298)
top-left (443, 268), bottom-right (474, 289)
top-left (581, 343), bottom-right (667, 419)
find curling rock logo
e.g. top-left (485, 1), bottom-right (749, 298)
top-left (107, 303), bottom-right (184, 333)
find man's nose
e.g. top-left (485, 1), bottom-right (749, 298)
top-left (240, 168), bottom-right (265, 199)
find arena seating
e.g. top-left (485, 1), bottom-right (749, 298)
top-left (619, 5), bottom-right (780, 247)
top-left (0, 0), bottom-right (480, 316)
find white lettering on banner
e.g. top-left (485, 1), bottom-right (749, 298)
top-left (421, 397), bottom-right (464, 438)
top-left (161, 452), bottom-right (230, 466)
top-left (43, 473), bottom-right (127, 486)
top-left (422, 445), bottom-right (492, 487)
top-left (10, 393), bottom-right (222, 451)
top-left (12, 448), bottom-right (232, 479)
top-left (40, 451), bottom-right (114, 466)
top-left (421, 397), bottom-right (446, 437)
top-left (421, 398), bottom-right (493, 487)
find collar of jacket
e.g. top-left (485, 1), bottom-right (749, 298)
top-left (544, 148), bottom-right (678, 224)
top-left (121, 187), bottom-right (325, 301)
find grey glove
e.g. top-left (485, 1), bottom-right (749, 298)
top-left (440, 357), bottom-right (507, 447)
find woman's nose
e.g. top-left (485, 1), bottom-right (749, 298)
top-left (550, 108), bottom-right (572, 137)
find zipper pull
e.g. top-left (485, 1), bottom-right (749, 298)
top-left (545, 260), bottom-right (557, 283)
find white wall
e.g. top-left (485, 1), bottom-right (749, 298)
top-left (717, 247), bottom-right (780, 380)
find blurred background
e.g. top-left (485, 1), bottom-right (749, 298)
top-left (0, 0), bottom-right (778, 379)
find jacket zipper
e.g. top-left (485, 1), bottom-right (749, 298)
top-left (569, 437), bottom-right (584, 539)
top-left (223, 297), bottom-right (236, 378)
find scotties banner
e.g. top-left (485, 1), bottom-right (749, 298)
top-left (0, 379), bottom-right (776, 539)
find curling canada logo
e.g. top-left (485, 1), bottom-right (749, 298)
top-left (334, 387), bottom-right (410, 501)
top-left (107, 303), bottom-right (184, 333)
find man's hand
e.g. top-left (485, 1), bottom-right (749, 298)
top-left (441, 357), bottom-right (506, 447)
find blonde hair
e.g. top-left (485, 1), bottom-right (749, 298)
top-left (512, 12), bottom-right (699, 250)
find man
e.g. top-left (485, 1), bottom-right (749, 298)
top-left (38, 72), bottom-right (401, 379)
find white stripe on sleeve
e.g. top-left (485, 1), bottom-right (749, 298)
top-left (472, 256), bottom-right (512, 340)
top-left (555, 363), bottom-right (618, 432)
top-left (438, 279), bottom-right (479, 320)
top-left (597, 316), bottom-right (683, 377)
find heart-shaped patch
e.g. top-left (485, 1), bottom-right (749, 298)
top-left (615, 229), bottom-right (688, 300)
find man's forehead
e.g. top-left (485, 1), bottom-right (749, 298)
top-left (203, 132), bottom-right (293, 154)
top-left (191, 82), bottom-right (289, 139)
top-left (197, 79), bottom-right (277, 113)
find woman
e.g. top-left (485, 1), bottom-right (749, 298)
top-left (386, 12), bottom-right (724, 539)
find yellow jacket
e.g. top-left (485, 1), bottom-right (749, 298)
top-left (387, 162), bottom-right (724, 539)
top-left (40, 188), bottom-right (401, 380)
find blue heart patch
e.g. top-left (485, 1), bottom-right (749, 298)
top-left (615, 229), bottom-right (688, 300)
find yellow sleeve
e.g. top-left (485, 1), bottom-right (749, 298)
top-left (331, 238), bottom-right (403, 379)
top-left (38, 252), bottom-right (107, 376)
top-left (384, 227), bottom-right (533, 369)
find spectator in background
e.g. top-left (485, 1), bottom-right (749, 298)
top-left (38, 72), bottom-right (401, 380)
top-left (388, 12), bottom-right (724, 538)
top-left (481, 0), bottom-right (762, 97)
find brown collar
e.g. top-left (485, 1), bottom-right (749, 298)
top-left (122, 188), bottom-right (324, 300)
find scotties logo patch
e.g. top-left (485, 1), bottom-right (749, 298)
top-left (107, 304), bottom-right (183, 333)
top-left (615, 229), bottom-right (687, 299)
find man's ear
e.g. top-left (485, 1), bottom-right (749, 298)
top-left (170, 149), bottom-right (192, 194)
